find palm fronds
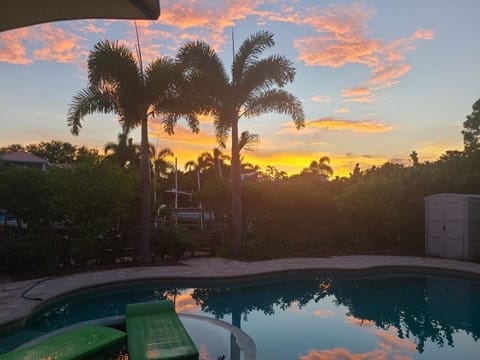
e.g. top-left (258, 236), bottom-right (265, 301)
top-left (243, 88), bottom-right (305, 129)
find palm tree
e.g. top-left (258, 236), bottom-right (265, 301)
top-left (67, 39), bottom-right (198, 263)
top-left (197, 148), bottom-right (230, 178)
top-left (241, 161), bottom-right (260, 173)
top-left (154, 147), bottom-right (174, 178)
top-left (152, 147), bottom-right (174, 208)
top-left (303, 156), bottom-right (333, 179)
top-left (104, 132), bottom-right (141, 168)
top-left (177, 30), bottom-right (305, 255)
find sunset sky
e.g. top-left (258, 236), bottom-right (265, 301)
top-left (1, 0), bottom-right (479, 177)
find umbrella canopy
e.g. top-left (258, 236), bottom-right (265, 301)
top-left (0, 0), bottom-right (160, 32)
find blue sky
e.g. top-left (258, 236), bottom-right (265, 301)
top-left (1, 0), bottom-right (479, 176)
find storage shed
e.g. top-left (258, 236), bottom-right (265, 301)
top-left (425, 193), bottom-right (480, 260)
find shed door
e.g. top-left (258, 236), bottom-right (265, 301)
top-left (428, 196), bottom-right (464, 259)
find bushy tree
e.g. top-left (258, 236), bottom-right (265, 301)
top-left (462, 98), bottom-right (480, 152)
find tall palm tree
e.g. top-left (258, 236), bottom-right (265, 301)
top-left (154, 147), bottom-right (174, 177)
top-left (104, 132), bottom-right (141, 168)
top-left (67, 39), bottom-right (198, 263)
top-left (177, 30), bottom-right (305, 255)
top-left (303, 156), bottom-right (333, 179)
top-left (198, 147), bottom-right (230, 178)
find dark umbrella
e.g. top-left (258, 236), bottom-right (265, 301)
top-left (0, 0), bottom-right (160, 32)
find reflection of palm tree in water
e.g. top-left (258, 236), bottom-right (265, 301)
top-left (230, 289), bottom-right (242, 360)
top-left (190, 276), bottom-right (480, 356)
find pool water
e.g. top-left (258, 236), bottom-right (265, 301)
top-left (1, 272), bottom-right (479, 359)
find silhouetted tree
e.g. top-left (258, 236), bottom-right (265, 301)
top-left (410, 150), bottom-right (419, 166)
top-left (462, 98), bottom-right (480, 153)
top-left (302, 155), bottom-right (333, 179)
top-left (177, 31), bottom-right (305, 255)
top-left (104, 133), bottom-right (140, 168)
top-left (67, 40), bottom-right (198, 263)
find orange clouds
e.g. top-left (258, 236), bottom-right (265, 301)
top-left (370, 64), bottom-right (411, 88)
top-left (300, 316), bottom-right (417, 360)
top-left (341, 87), bottom-right (374, 103)
top-left (166, 291), bottom-right (201, 313)
top-left (311, 94), bottom-right (332, 103)
top-left (313, 309), bottom-right (335, 318)
top-left (0, 27), bottom-right (31, 64)
top-left (412, 29), bottom-right (435, 40)
top-left (240, 150), bottom-right (390, 178)
top-left (269, 3), bottom-right (435, 101)
top-left (306, 118), bottom-right (392, 133)
top-left (156, 0), bottom-right (263, 50)
top-left (295, 37), bottom-right (380, 69)
top-left (32, 25), bottom-right (86, 63)
top-left (149, 121), bottom-right (217, 147)
top-left (345, 316), bottom-right (375, 327)
top-left (161, 1), bottom-right (260, 30)
top-left (0, 23), bottom-right (86, 64)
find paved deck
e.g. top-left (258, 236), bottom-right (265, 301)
top-left (1, 256), bottom-right (480, 328)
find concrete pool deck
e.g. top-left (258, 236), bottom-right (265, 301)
top-left (1, 255), bottom-right (480, 328)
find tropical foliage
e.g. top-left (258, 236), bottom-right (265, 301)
top-left (177, 30), bottom-right (305, 255)
top-left (2, 134), bottom-right (480, 271)
top-left (67, 39), bottom-right (198, 262)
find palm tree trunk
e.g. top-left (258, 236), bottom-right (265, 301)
top-left (139, 114), bottom-right (151, 263)
top-left (231, 120), bottom-right (242, 256)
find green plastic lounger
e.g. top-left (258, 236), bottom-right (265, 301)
top-left (0, 325), bottom-right (126, 360)
top-left (126, 300), bottom-right (199, 360)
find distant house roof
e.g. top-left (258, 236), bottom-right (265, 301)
top-left (1, 151), bottom-right (48, 164)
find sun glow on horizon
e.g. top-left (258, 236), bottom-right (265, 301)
top-left (0, 0), bottom-right (476, 178)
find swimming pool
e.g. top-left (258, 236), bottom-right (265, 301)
top-left (1, 271), bottom-right (479, 359)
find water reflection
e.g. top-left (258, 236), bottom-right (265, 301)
top-left (165, 290), bottom-right (201, 313)
top-left (3, 273), bottom-right (479, 358)
top-left (327, 275), bottom-right (480, 352)
top-left (299, 316), bottom-right (419, 360)
top-left (190, 274), bottom-right (480, 357)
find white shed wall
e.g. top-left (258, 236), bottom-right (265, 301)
top-left (425, 193), bottom-right (480, 260)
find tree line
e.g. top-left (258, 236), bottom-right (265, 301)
top-left (2, 113), bottom-right (480, 271)
top-left (2, 25), bottom-right (480, 269)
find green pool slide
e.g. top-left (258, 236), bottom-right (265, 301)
top-left (126, 300), bottom-right (199, 360)
top-left (0, 325), bottom-right (127, 360)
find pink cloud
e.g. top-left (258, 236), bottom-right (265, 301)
top-left (267, 3), bottom-right (434, 97)
top-left (374, 328), bottom-right (417, 353)
top-left (300, 322), bottom-right (416, 360)
top-left (341, 87), bottom-right (375, 103)
top-left (32, 25), bottom-right (86, 63)
top-left (345, 316), bottom-right (375, 327)
top-left (157, 0), bottom-right (264, 50)
top-left (0, 24), bottom-right (86, 64)
top-left (313, 309), bottom-right (335, 318)
top-left (412, 29), bottom-right (435, 40)
top-left (311, 94), bottom-right (333, 103)
top-left (78, 20), bottom-right (108, 34)
top-left (295, 37), bottom-right (379, 68)
top-left (0, 28), bottom-right (31, 64)
top-left (342, 87), bottom-right (371, 97)
top-left (369, 63), bottom-right (411, 88)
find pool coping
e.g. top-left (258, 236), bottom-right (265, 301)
top-left (1, 255), bottom-right (480, 330)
